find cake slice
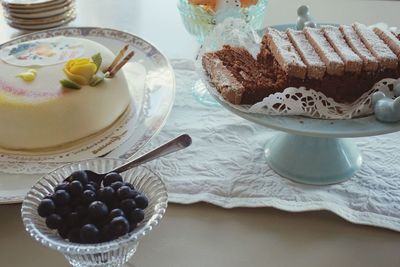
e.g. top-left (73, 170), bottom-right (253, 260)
top-left (202, 45), bottom-right (286, 104)
top-left (304, 27), bottom-right (345, 76)
top-left (260, 28), bottom-right (307, 79)
top-left (322, 25), bottom-right (363, 73)
top-left (353, 22), bottom-right (398, 69)
top-left (372, 27), bottom-right (400, 59)
top-left (287, 29), bottom-right (326, 80)
top-left (339, 25), bottom-right (379, 72)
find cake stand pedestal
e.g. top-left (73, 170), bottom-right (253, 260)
top-left (265, 133), bottom-right (362, 185)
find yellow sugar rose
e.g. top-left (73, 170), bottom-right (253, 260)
top-left (63, 58), bottom-right (97, 85)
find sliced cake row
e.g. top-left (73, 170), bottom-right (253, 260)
top-left (203, 23), bottom-right (400, 104)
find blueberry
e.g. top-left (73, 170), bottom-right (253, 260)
top-left (85, 171), bottom-right (103, 185)
top-left (109, 208), bottom-right (125, 219)
top-left (123, 182), bottom-right (135, 190)
top-left (81, 216), bottom-right (94, 226)
top-left (88, 201), bottom-right (108, 220)
top-left (70, 196), bottom-right (81, 208)
top-left (100, 224), bottom-right (111, 242)
top-left (54, 182), bottom-right (69, 192)
top-left (43, 194), bottom-right (53, 200)
top-left (109, 216), bottom-right (129, 238)
top-left (110, 181), bottom-right (124, 191)
top-left (107, 199), bottom-right (120, 211)
top-left (97, 186), bottom-right (115, 203)
top-left (56, 205), bottom-right (71, 218)
top-left (134, 194), bottom-right (149, 209)
top-left (58, 224), bottom-right (69, 239)
top-left (82, 190), bottom-right (96, 204)
top-left (46, 214), bottom-right (62, 229)
top-left (52, 190), bottom-right (70, 206)
top-left (117, 186), bottom-right (134, 200)
top-left (67, 212), bottom-right (81, 228)
top-left (103, 172), bottom-right (123, 187)
top-left (88, 181), bottom-right (100, 191)
top-left (70, 170), bottom-right (89, 185)
top-left (38, 198), bottom-right (55, 217)
top-left (68, 228), bottom-right (81, 243)
top-left (131, 190), bottom-right (140, 198)
top-left (128, 208), bottom-right (145, 224)
top-left (75, 205), bottom-right (88, 218)
top-left (129, 222), bottom-right (137, 232)
top-left (120, 199), bottom-right (137, 214)
top-left (80, 224), bottom-right (100, 243)
top-left (68, 180), bottom-right (83, 196)
top-left (84, 183), bottom-right (97, 192)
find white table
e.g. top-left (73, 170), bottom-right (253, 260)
top-left (1, 1), bottom-right (400, 266)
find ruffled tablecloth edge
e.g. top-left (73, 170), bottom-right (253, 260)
top-left (168, 193), bottom-right (400, 232)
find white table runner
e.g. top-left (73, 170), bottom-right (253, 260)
top-left (142, 59), bottom-right (400, 232)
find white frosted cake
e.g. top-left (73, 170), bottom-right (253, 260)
top-left (0, 36), bottom-right (131, 150)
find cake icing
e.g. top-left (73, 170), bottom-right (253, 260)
top-left (0, 36), bottom-right (131, 150)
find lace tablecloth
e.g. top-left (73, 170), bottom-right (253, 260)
top-left (143, 59), bottom-right (400, 232)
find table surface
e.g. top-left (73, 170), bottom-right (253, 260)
top-left (1, 0), bottom-right (400, 266)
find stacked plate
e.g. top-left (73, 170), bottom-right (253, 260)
top-left (2, 0), bottom-right (75, 31)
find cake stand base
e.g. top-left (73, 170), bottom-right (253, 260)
top-left (265, 133), bottom-right (362, 185)
top-left (192, 80), bottom-right (221, 107)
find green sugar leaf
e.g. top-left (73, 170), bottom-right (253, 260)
top-left (89, 74), bottom-right (105, 86)
top-left (60, 79), bottom-right (81, 89)
top-left (91, 53), bottom-right (102, 73)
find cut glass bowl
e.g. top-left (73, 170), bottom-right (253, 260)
top-left (21, 158), bottom-right (168, 267)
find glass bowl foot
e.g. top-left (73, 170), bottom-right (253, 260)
top-left (64, 244), bottom-right (137, 267)
top-left (192, 80), bottom-right (220, 107)
top-left (265, 133), bottom-right (362, 185)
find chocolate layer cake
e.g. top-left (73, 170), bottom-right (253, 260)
top-left (202, 23), bottom-right (400, 105)
top-left (202, 45), bottom-right (287, 104)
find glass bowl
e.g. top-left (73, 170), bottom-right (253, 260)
top-left (21, 158), bottom-right (168, 267)
top-left (177, 0), bottom-right (268, 44)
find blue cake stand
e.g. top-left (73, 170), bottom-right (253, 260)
top-left (201, 23), bottom-right (400, 185)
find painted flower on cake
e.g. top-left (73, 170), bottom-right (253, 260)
top-left (63, 58), bottom-right (97, 85)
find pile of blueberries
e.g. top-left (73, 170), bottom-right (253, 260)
top-left (37, 170), bottom-right (149, 244)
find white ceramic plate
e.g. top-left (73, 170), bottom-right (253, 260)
top-left (5, 9), bottom-right (74, 24)
top-left (7, 13), bottom-right (75, 30)
top-left (0, 27), bottom-right (175, 203)
top-left (2, 0), bottom-right (67, 8)
top-left (6, 3), bottom-right (73, 18)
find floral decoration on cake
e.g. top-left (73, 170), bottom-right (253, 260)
top-left (60, 45), bottom-right (135, 90)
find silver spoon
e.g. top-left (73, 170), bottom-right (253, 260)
top-left (67, 134), bottom-right (192, 184)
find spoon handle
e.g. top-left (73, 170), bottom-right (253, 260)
top-left (110, 134), bottom-right (192, 174)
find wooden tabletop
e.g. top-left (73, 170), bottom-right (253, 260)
top-left (1, 1), bottom-right (400, 266)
